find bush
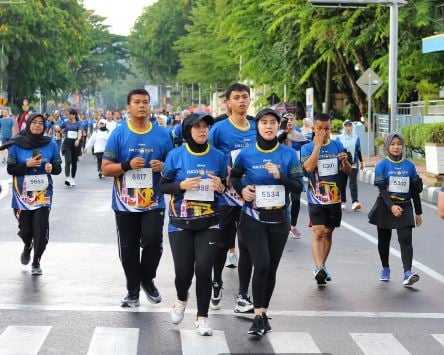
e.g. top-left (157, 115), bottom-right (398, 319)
top-left (331, 119), bottom-right (343, 134)
top-left (400, 122), bottom-right (444, 156)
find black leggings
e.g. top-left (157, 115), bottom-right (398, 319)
top-left (63, 147), bottom-right (79, 178)
top-left (15, 207), bottom-right (50, 264)
top-left (115, 210), bottom-right (165, 295)
top-left (377, 227), bottom-right (413, 272)
top-left (340, 168), bottom-right (359, 203)
top-left (239, 213), bottom-right (289, 309)
top-left (96, 152), bottom-right (103, 172)
top-left (290, 191), bottom-right (301, 227)
top-left (169, 228), bottom-right (219, 317)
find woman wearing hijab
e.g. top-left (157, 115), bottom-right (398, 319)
top-left (1, 113), bottom-right (62, 275)
top-left (230, 108), bottom-right (304, 336)
top-left (160, 113), bottom-right (227, 336)
top-left (369, 133), bottom-right (423, 286)
top-left (85, 118), bottom-right (110, 178)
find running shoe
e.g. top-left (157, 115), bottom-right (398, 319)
top-left (141, 279), bottom-right (162, 304)
top-left (351, 201), bottom-right (362, 211)
top-left (64, 178), bottom-right (71, 187)
top-left (403, 270), bottom-right (419, 287)
top-left (234, 293), bottom-right (254, 313)
top-left (121, 293), bottom-right (140, 308)
top-left (323, 266), bottom-right (332, 282)
top-left (289, 225), bottom-right (301, 239)
top-left (171, 300), bottom-right (187, 324)
top-left (70, 178), bottom-right (76, 187)
top-left (31, 262), bottom-right (42, 276)
top-left (248, 315), bottom-right (264, 336)
top-left (210, 282), bottom-right (223, 310)
top-left (195, 317), bottom-right (213, 336)
top-left (341, 203), bottom-right (347, 210)
top-left (262, 313), bottom-right (272, 333)
top-left (313, 266), bottom-right (327, 286)
top-left (225, 252), bottom-right (238, 268)
top-left (98, 172), bottom-right (103, 179)
top-left (380, 267), bottom-right (390, 281)
top-left (21, 244), bottom-right (32, 265)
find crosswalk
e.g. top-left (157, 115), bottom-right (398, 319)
top-left (0, 325), bottom-right (443, 354)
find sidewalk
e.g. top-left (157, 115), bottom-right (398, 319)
top-left (358, 156), bottom-right (441, 204)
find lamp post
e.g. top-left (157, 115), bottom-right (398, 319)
top-left (308, 0), bottom-right (407, 132)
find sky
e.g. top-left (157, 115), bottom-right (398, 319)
top-left (82, 0), bottom-right (158, 36)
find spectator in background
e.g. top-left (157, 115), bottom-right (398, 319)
top-left (0, 107), bottom-right (17, 163)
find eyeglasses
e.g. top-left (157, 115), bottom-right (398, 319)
top-left (30, 121), bottom-right (45, 126)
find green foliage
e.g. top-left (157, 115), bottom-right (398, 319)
top-left (401, 122), bottom-right (444, 156)
top-left (331, 119), bottom-right (343, 134)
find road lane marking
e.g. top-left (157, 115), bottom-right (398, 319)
top-left (0, 326), bottom-right (51, 355)
top-left (180, 330), bottom-right (229, 355)
top-left (2, 303), bottom-right (444, 318)
top-left (350, 333), bottom-right (410, 355)
top-left (87, 327), bottom-right (139, 355)
top-left (268, 332), bottom-right (321, 353)
top-left (301, 198), bottom-right (444, 285)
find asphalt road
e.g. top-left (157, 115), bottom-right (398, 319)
top-left (0, 154), bottom-right (444, 355)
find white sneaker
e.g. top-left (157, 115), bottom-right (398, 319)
top-left (70, 178), bottom-right (76, 187)
top-left (171, 300), bottom-right (187, 324)
top-left (341, 203), bottom-right (346, 210)
top-left (351, 201), bottom-right (362, 211)
top-left (225, 252), bottom-right (238, 268)
top-left (195, 317), bottom-right (213, 336)
top-left (289, 225), bottom-right (301, 239)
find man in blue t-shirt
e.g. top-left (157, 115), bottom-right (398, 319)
top-left (102, 88), bottom-right (173, 308)
top-left (0, 108), bottom-right (17, 163)
top-left (301, 113), bottom-right (351, 287)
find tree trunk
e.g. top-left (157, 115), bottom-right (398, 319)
top-left (324, 59), bottom-right (331, 113)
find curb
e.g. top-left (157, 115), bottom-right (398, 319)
top-left (358, 168), bottom-right (440, 205)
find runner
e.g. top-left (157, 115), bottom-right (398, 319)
top-left (1, 113), bottom-right (62, 275)
top-left (208, 83), bottom-right (255, 313)
top-left (336, 120), bottom-right (364, 211)
top-left (160, 112), bottom-right (227, 336)
top-left (58, 109), bottom-right (82, 187)
top-left (301, 113), bottom-right (351, 287)
top-left (439, 187), bottom-right (444, 219)
top-left (85, 118), bottom-right (110, 178)
top-left (102, 88), bottom-right (173, 307)
top-left (278, 112), bottom-right (309, 239)
top-left (368, 133), bottom-right (423, 286)
top-left (230, 108), bottom-right (303, 336)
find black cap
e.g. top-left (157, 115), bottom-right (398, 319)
top-left (182, 113), bottom-right (214, 131)
top-left (255, 108), bottom-right (281, 123)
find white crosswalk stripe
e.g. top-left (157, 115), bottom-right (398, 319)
top-left (432, 334), bottom-right (444, 346)
top-left (350, 333), bottom-right (411, 355)
top-left (87, 327), bottom-right (139, 355)
top-left (0, 326), bottom-right (51, 355)
top-left (268, 332), bottom-right (321, 353)
top-left (180, 329), bottom-right (230, 355)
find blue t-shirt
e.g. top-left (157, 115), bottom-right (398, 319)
top-left (162, 144), bottom-right (227, 232)
top-left (374, 157), bottom-right (417, 202)
top-left (103, 121), bottom-right (173, 212)
top-left (8, 140), bottom-right (62, 210)
top-left (0, 117), bottom-right (14, 140)
top-left (60, 120), bottom-right (82, 147)
top-left (234, 143), bottom-right (303, 222)
top-left (301, 139), bottom-right (345, 205)
top-left (209, 118), bottom-right (256, 206)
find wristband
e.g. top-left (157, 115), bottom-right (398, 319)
top-left (121, 161), bottom-right (132, 172)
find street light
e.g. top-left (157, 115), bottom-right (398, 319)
top-left (308, 0), bottom-right (408, 132)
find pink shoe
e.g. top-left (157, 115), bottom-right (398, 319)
top-left (289, 226), bottom-right (301, 239)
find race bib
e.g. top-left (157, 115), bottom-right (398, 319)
top-left (230, 149), bottom-right (241, 165)
top-left (67, 131), bottom-right (78, 139)
top-left (255, 185), bottom-right (285, 208)
top-left (317, 158), bottom-right (338, 177)
top-left (124, 168), bottom-right (153, 188)
top-left (184, 179), bottom-right (214, 201)
top-left (388, 176), bottom-right (409, 193)
top-left (24, 174), bottom-right (48, 192)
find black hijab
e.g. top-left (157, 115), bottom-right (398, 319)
top-left (255, 108), bottom-right (280, 151)
top-left (0, 113), bottom-right (51, 151)
top-left (385, 132), bottom-right (404, 162)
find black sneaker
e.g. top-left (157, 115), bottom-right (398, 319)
top-left (31, 262), bottom-right (42, 276)
top-left (210, 282), bottom-right (223, 310)
top-left (121, 293), bottom-right (140, 308)
top-left (64, 178), bottom-right (71, 187)
top-left (248, 315), bottom-right (264, 336)
top-left (21, 245), bottom-right (32, 265)
top-left (141, 280), bottom-right (162, 304)
top-left (314, 267), bottom-right (327, 287)
top-left (262, 313), bottom-right (272, 333)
